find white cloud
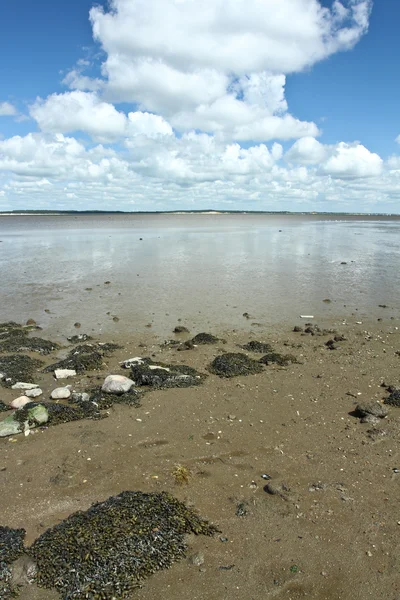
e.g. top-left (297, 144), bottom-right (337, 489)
top-left (30, 91), bottom-right (173, 142)
top-left (60, 0), bottom-right (371, 143)
top-left (285, 137), bottom-right (328, 165)
top-left (0, 102), bottom-right (17, 117)
top-left (319, 142), bottom-right (383, 179)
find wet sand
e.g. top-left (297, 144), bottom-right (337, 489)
top-left (1, 311), bottom-right (400, 600)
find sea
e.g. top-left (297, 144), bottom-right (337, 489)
top-left (0, 214), bottom-right (399, 339)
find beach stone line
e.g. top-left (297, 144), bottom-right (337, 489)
top-left (102, 375), bottom-right (135, 395)
top-left (11, 382), bottom-right (39, 390)
top-left (26, 388), bottom-right (43, 398)
top-left (51, 386), bottom-right (72, 400)
top-left (54, 369), bottom-right (77, 380)
top-left (10, 396), bottom-right (32, 409)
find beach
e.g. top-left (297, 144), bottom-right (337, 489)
top-left (1, 216), bottom-right (400, 599)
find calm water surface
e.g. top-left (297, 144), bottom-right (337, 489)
top-left (0, 214), bottom-right (399, 338)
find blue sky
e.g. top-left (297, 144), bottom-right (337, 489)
top-left (0, 0), bottom-right (399, 213)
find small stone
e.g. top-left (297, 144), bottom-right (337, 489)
top-left (25, 388), bottom-right (43, 398)
top-left (356, 402), bottom-right (389, 419)
top-left (174, 326), bottom-right (190, 334)
top-left (51, 386), bottom-right (72, 400)
top-left (54, 369), bottom-right (77, 380)
top-left (74, 322), bottom-right (81, 329)
top-left (102, 375), bottom-right (135, 395)
top-left (71, 392), bottom-right (90, 403)
top-left (11, 383), bottom-right (39, 390)
top-left (26, 319), bottom-right (37, 326)
top-left (189, 552), bottom-right (205, 567)
top-left (10, 396), bottom-right (31, 409)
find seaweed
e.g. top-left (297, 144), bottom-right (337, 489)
top-left (89, 387), bottom-right (142, 409)
top-left (208, 353), bottom-right (264, 378)
top-left (240, 341), bottom-right (273, 353)
top-left (190, 333), bottom-right (219, 345)
top-left (130, 359), bottom-right (205, 389)
top-left (0, 526), bottom-right (26, 599)
top-left (44, 343), bottom-right (120, 374)
top-left (28, 490), bottom-right (218, 599)
top-left (0, 355), bottom-right (44, 386)
top-left (259, 352), bottom-right (298, 366)
top-left (0, 334), bottom-right (58, 355)
top-left (0, 401), bottom-right (9, 412)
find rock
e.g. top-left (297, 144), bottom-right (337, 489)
top-left (51, 386), bottom-right (72, 400)
top-left (355, 402), bottom-right (389, 419)
top-left (102, 375), bottom-right (135, 395)
top-left (0, 405), bottom-right (49, 437)
top-left (54, 369), bottom-right (77, 380)
top-left (26, 319), bottom-right (36, 326)
top-left (191, 333), bottom-right (219, 345)
top-left (25, 388), bottom-right (43, 398)
top-left (189, 552), bottom-right (205, 567)
top-left (10, 396), bottom-right (31, 409)
top-left (71, 392), bottom-right (90, 403)
top-left (11, 382), bottom-right (39, 390)
top-left (120, 357), bottom-right (145, 369)
top-left (360, 414), bottom-right (380, 425)
top-left (174, 326), bottom-right (190, 334)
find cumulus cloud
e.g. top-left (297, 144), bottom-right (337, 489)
top-left (319, 142), bottom-right (383, 179)
top-left (0, 102), bottom-right (17, 117)
top-left (30, 91), bottom-right (173, 142)
top-left (60, 0), bottom-right (372, 143)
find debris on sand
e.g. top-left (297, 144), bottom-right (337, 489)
top-left (190, 333), bottom-right (219, 345)
top-left (240, 341), bottom-right (273, 353)
top-left (0, 526), bottom-right (26, 599)
top-left (0, 355), bottom-right (44, 387)
top-left (209, 353), bottom-right (263, 378)
top-left (28, 491), bottom-right (218, 600)
top-left (44, 343), bottom-right (120, 374)
top-left (129, 358), bottom-right (206, 389)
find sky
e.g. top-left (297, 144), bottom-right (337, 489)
top-left (0, 0), bottom-right (399, 213)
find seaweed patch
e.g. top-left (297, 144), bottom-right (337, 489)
top-left (130, 358), bottom-right (206, 389)
top-left (0, 355), bottom-right (44, 387)
top-left (28, 491), bottom-right (218, 599)
top-left (0, 526), bottom-right (26, 599)
top-left (208, 353), bottom-right (264, 378)
top-left (44, 343), bottom-right (121, 374)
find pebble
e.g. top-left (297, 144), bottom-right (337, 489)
top-left (54, 369), bottom-right (77, 379)
top-left (71, 392), bottom-right (90, 403)
top-left (51, 386), bottom-right (72, 400)
top-left (101, 375), bottom-right (135, 394)
top-left (189, 552), bottom-right (205, 567)
top-left (25, 388), bottom-right (43, 398)
top-left (10, 396), bottom-right (31, 409)
top-left (11, 382), bottom-right (39, 390)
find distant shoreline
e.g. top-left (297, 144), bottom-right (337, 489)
top-left (1, 210), bottom-right (400, 217)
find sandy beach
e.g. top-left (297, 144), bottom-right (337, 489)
top-left (1, 310), bottom-right (400, 600)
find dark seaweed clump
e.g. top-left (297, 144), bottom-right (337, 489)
top-left (130, 359), bottom-right (206, 389)
top-left (0, 355), bottom-right (44, 387)
top-left (259, 352), bottom-right (299, 366)
top-left (383, 387), bottom-right (400, 407)
top-left (44, 343), bottom-right (120, 374)
top-left (28, 491), bottom-right (218, 600)
top-left (241, 341), bottom-right (273, 353)
top-left (0, 401), bottom-right (9, 412)
top-left (209, 352), bottom-right (264, 378)
top-left (0, 333), bottom-right (58, 356)
top-left (0, 526), bottom-right (26, 599)
top-left (191, 333), bottom-right (219, 345)
top-left (90, 387), bottom-right (142, 409)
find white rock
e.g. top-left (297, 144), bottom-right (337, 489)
top-left (11, 382), bottom-right (39, 390)
top-left (51, 386), bottom-right (72, 399)
top-left (148, 365), bottom-right (170, 372)
top-left (102, 375), bottom-right (135, 395)
top-left (10, 396), bottom-right (32, 409)
top-left (25, 388), bottom-right (43, 398)
top-left (54, 369), bottom-right (77, 379)
top-left (120, 357), bottom-right (144, 368)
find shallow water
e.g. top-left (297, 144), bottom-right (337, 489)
top-left (0, 214), bottom-right (399, 338)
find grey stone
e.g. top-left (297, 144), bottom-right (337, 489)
top-left (102, 375), bottom-right (135, 395)
top-left (51, 386), bottom-right (72, 400)
top-left (25, 388), bottom-right (43, 398)
top-left (11, 382), bottom-right (39, 390)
